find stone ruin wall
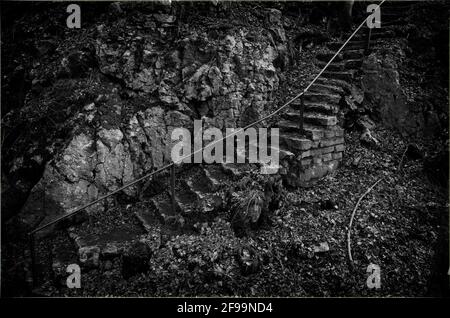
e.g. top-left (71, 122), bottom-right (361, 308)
top-left (280, 126), bottom-right (345, 188)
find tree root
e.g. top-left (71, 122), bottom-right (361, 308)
top-left (347, 143), bottom-right (411, 264)
top-left (347, 177), bottom-right (384, 263)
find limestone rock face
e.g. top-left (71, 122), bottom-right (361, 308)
top-left (95, 128), bottom-right (132, 192)
top-left (19, 133), bottom-right (99, 229)
top-left (179, 29), bottom-right (281, 130)
top-left (16, 9), bottom-right (286, 229)
top-left (94, 14), bottom-right (282, 129)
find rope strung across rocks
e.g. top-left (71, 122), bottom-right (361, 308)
top-left (29, 0), bottom-right (386, 236)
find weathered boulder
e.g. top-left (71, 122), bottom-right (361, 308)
top-left (18, 133), bottom-right (99, 230)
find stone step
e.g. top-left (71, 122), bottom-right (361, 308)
top-left (309, 83), bottom-right (344, 95)
top-left (282, 111), bottom-right (303, 122)
top-left (322, 70), bottom-right (354, 82)
top-left (187, 166), bottom-right (225, 213)
top-left (374, 30), bottom-right (396, 39)
top-left (221, 162), bottom-right (243, 176)
top-left (303, 125), bottom-right (344, 140)
top-left (327, 40), bottom-right (366, 51)
top-left (282, 111), bottom-right (337, 127)
top-left (316, 59), bottom-right (363, 72)
top-left (360, 26), bottom-right (386, 34)
top-left (382, 18), bottom-right (409, 27)
top-left (302, 91), bottom-right (341, 104)
top-left (265, 144), bottom-right (295, 161)
top-left (135, 194), bottom-right (191, 234)
top-left (343, 49), bottom-right (365, 60)
top-left (359, 18), bottom-right (403, 30)
top-left (355, 32), bottom-right (374, 42)
top-left (302, 124), bottom-right (326, 141)
top-left (344, 59), bottom-right (363, 69)
top-left (234, 140), bottom-right (279, 164)
top-left (203, 164), bottom-right (231, 189)
top-left (175, 181), bottom-right (199, 215)
top-left (316, 61), bottom-right (346, 72)
top-left (305, 102), bottom-right (338, 115)
top-left (137, 196), bottom-right (197, 235)
top-left (279, 119), bottom-right (303, 133)
top-left (288, 102), bottom-right (338, 115)
top-left (184, 166), bottom-right (215, 198)
top-left (382, 17), bottom-right (404, 25)
top-left (280, 134), bottom-right (313, 152)
top-left (273, 145), bottom-right (295, 161)
top-left (259, 145), bottom-right (295, 174)
top-left (300, 124), bottom-right (337, 141)
top-left (143, 166), bottom-right (226, 224)
top-left (303, 113), bottom-right (338, 127)
top-left (135, 203), bottom-right (164, 233)
top-left (315, 77), bottom-right (351, 92)
top-left (316, 51), bottom-right (343, 62)
top-left (243, 136), bottom-right (298, 162)
top-left (221, 161), bottom-right (257, 177)
top-left (355, 28), bottom-right (384, 38)
top-left (149, 195), bottom-right (181, 221)
top-left (67, 223), bottom-right (146, 270)
top-left (182, 177), bottom-right (222, 214)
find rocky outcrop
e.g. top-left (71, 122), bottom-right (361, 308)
top-left (17, 8), bottom-right (286, 229)
top-left (94, 10), bottom-right (284, 129)
top-left (18, 104), bottom-right (193, 229)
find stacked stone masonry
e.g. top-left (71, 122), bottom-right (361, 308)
top-left (275, 1), bottom-right (411, 187)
